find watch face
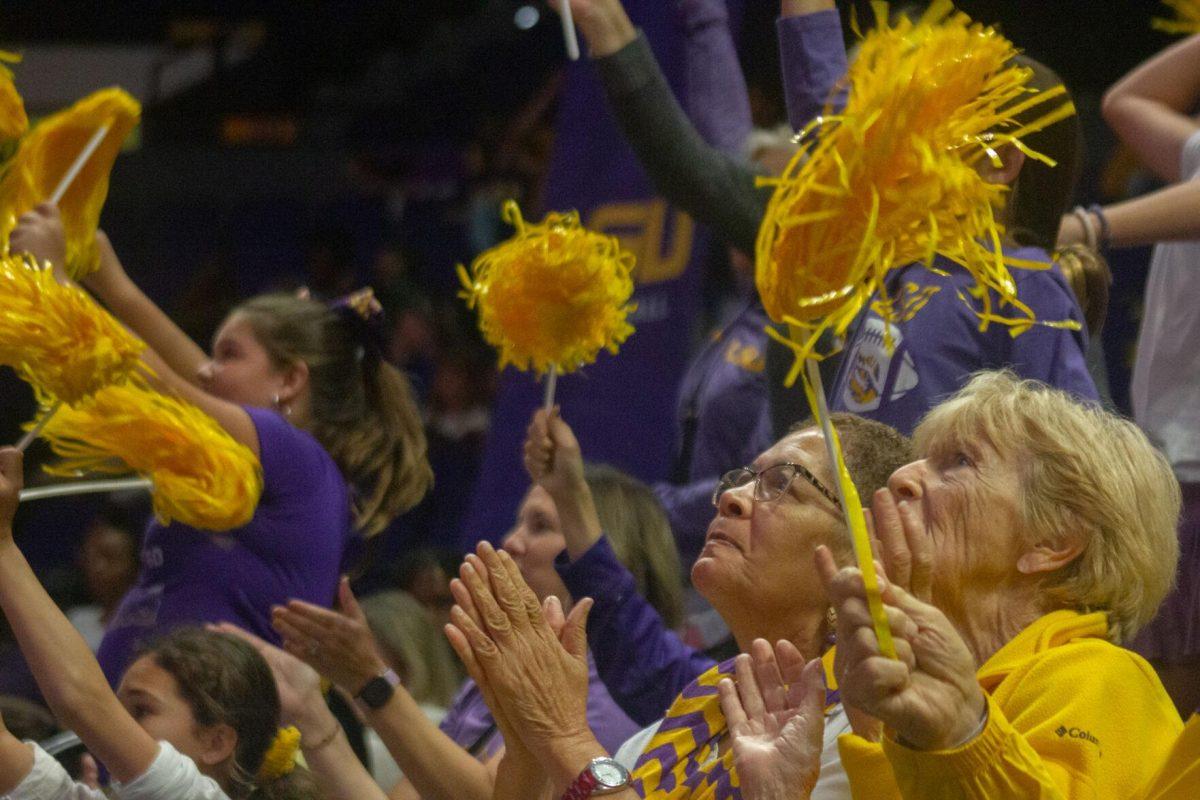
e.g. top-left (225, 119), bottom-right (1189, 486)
top-left (590, 759), bottom-right (629, 789)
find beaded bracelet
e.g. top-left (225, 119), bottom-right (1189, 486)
top-left (1087, 203), bottom-right (1111, 249)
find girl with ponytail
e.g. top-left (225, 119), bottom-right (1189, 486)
top-left (9, 205), bottom-right (433, 683)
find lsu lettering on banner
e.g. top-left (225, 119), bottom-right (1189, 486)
top-left (459, 0), bottom-right (721, 547)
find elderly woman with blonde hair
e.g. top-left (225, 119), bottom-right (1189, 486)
top-left (809, 370), bottom-right (1183, 799)
top-left (442, 371), bottom-right (1184, 800)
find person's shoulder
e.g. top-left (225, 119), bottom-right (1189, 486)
top-left (1014, 636), bottom-right (1168, 698)
top-left (244, 406), bottom-right (341, 487)
top-left (114, 741), bottom-right (229, 800)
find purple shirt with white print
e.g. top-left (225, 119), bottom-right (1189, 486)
top-left (97, 407), bottom-right (351, 684)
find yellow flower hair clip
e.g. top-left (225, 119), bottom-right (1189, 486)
top-left (257, 726), bottom-right (301, 780)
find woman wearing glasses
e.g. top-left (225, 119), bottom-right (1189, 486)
top-left (518, 407), bottom-right (911, 797)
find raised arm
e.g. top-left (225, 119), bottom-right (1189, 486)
top-left (9, 206), bottom-right (259, 454)
top-left (559, 0), bottom-right (768, 254)
top-left (0, 448), bottom-right (162, 784)
top-left (525, 410), bottom-right (716, 723)
top-left (1056, 34), bottom-right (1200, 249)
top-left (0, 707), bottom-right (35, 795)
top-left (678, 0), bottom-right (753, 156)
top-left (1102, 33), bottom-right (1200, 183)
top-left (778, 0), bottom-right (849, 132)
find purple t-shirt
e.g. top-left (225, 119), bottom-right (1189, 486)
top-left (439, 653), bottom-right (640, 760)
top-left (97, 407), bottom-right (351, 684)
top-left (828, 251), bottom-right (1098, 435)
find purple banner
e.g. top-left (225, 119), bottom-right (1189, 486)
top-left (459, 1), bottom-right (713, 547)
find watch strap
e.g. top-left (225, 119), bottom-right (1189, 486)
top-left (354, 668), bottom-right (399, 710)
top-left (559, 766), bottom-right (599, 800)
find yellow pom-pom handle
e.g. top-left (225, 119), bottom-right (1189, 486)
top-left (0, 87), bottom-right (140, 279)
top-left (755, 0), bottom-right (1079, 386)
top-left (257, 726), bottom-right (301, 780)
top-left (1153, 0), bottom-right (1200, 34)
top-left (802, 360), bottom-right (896, 660)
top-left (0, 254), bottom-right (144, 404)
top-left (36, 376), bottom-right (263, 531)
top-left (458, 200), bottom-right (637, 377)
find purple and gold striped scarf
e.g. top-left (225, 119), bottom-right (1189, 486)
top-left (630, 653), bottom-right (839, 800)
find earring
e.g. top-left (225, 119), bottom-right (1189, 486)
top-left (272, 393), bottom-right (280, 408)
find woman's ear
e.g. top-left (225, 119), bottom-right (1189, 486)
top-left (277, 360), bottom-right (310, 405)
top-left (195, 722), bottom-right (238, 768)
top-left (979, 142), bottom-right (1026, 186)
top-left (1016, 531), bottom-right (1085, 576)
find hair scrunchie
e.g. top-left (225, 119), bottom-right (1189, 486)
top-left (257, 725), bottom-right (301, 780)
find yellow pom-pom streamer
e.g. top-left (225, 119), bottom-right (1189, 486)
top-left (0, 87), bottom-right (140, 279)
top-left (1153, 0), bottom-right (1200, 34)
top-left (0, 50), bottom-right (27, 148)
top-left (0, 255), bottom-right (144, 404)
top-left (755, 0), bottom-right (1078, 387)
top-left (35, 376), bottom-right (263, 531)
top-left (457, 200), bottom-right (636, 379)
top-left (757, 1), bottom-right (1083, 661)
top-left (257, 726), bottom-right (301, 780)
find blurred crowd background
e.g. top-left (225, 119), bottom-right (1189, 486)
top-left (0, 0), bottom-right (1176, 685)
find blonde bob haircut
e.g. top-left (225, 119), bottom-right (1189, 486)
top-left (913, 371), bottom-right (1180, 644)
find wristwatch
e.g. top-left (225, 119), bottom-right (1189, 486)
top-left (560, 757), bottom-right (630, 799)
top-left (354, 668), bottom-right (400, 710)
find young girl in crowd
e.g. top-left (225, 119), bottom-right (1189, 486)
top-left (0, 447), bottom-right (318, 799)
top-left (9, 204), bottom-right (432, 683)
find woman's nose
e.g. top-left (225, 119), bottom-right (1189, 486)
top-left (887, 459), bottom-right (927, 501)
top-left (717, 481), bottom-right (752, 518)
top-left (501, 530), bottom-right (524, 556)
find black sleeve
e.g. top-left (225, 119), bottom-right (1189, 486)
top-left (594, 32), bottom-right (771, 254)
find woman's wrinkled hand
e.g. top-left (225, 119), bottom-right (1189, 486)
top-left (815, 546), bottom-right (986, 752)
top-left (444, 541), bottom-right (593, 752)
top-left (719, 639), bottom-right (825, 800)
top-left (271, 577), bottom-right (390, 696)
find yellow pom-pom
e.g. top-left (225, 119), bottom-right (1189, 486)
top-left (257, 726), bottom-right (301, 780)
top-left (1153, 0), bottom-right (1200, 34)
top-left (37, 376), bottom-right (263, 531)
top-left (0, 50), bottom-right (27, 145)
top-left (0, 255), bottom-right (143, 403)
top-left (755, 0), bottom-right (1078, 383)
top-left (0, 87), bottom-right (140, 279)
top-left (458, 200), bottom-right (637, 376)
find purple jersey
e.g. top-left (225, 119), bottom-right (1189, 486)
top-left (97, 407), bottom-right (351, 684)
top-left (829, 252), bottom-right (1098, 434)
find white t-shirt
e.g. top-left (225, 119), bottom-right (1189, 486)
top-left (1131, 128), bottom-right (1200, 483)
top-left (613, 704), bottom-right (852, 799)
top-left (4, 741), bottom-right (229, 800)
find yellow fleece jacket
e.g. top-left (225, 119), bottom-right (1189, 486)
top-left (838, 610), bottom-right (1182, 800)
top-left (1140, 715), bottom-right (1200, 799)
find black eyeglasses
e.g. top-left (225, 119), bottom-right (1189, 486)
top-left (712, 463), bottom-right (841, 510)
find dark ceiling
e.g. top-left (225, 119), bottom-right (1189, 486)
top-left (0, 1), bottom-right (1177, 149)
